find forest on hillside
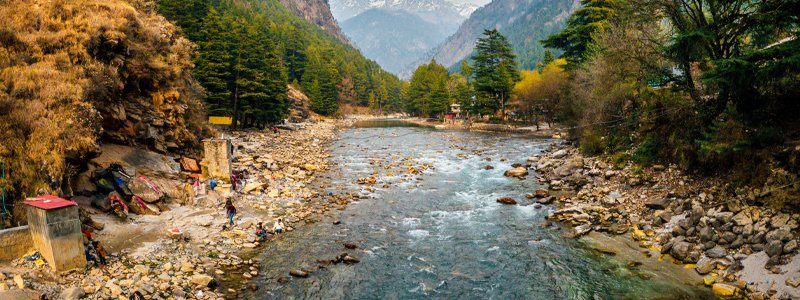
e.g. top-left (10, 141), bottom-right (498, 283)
top-left (157, 0), bottom-right (406, 124)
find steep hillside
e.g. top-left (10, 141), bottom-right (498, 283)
top-left (405, 0), bottom-right (579, 75)
top-left (279, 0), bottom-right (351, 44)
top-left (0, 0), bottom-right (209, 220)
top-left (341, 9), bottom-right (454, 73)
top-left (158, 0), bottom-right (407, 116)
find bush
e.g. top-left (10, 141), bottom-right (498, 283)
top-left (579, 130), bottom-right (605, 155)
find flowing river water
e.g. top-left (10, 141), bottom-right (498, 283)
top-left (245, 119), bottom-right (714, 299)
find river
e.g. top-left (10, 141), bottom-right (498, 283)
top-left (245, 119), bottom-right (713, 299)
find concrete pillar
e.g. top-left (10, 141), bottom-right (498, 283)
top-left (24, 195), bottom-right (86, 272)
top-left (202, 138), bottom-right (232, 182)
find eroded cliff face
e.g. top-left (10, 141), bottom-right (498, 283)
top-left (279, 0), bottom-right (351, 45)
top-left (0, 0), bottom-right (210, 219)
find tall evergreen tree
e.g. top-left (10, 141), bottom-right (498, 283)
top-left (471, 29), bottom-right (520, 119)
top-left (194, 8), bottom-right (232, 116)
top-left (541, 0), bottom-right (621, 67)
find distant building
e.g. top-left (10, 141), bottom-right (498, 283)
top-left (450, 103), bottom-right (461, 119)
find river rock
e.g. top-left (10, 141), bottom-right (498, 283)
top-left (191, 274), bottom-right (214, 287)
top-left (105, 282), bottom-right (123, 296)
top-left (766, 240), bottom-right (783, 257)
top-left (695, 258), bottom-right (716, 274)
top-left (771, 213), bottom-right (790, 229)
top-left (644, 198), bottom-right (668, 210)
top-left (242, 181), bottom-right (266, 194)
top-left (343, 255), bottom-right (360, 264)
top-left (784, 240), bottom-right (798, 253)
top-left (732, 211), bottom-right (752, 226)
top-left (343, 242), bottom-right (358, 249)
top-left (13, 275), bottom-right (24, 289)
top-left (706, 246), bottom-right (726, 258)
top-left (180, 261), bottom-right (194, 273)
top-left (534, 189), bottom-right (549, 198)
top-left (537, 197), bottom-right (554, 204)
top-left (671, 242), bottom-right (691, 261)
top-left (711, 283), bottom-right (738, 297)
top-left (766, 228), bottom-right (792, 242)
top-left (503, 167), bottom-right (528, 178)
top-left (289, 270), bottom-right (308, 278)
top-left (496, 197), bottom-right (517, 205)
top-left (59, 286), bottom-right (85, 300)
top-left (552, 149), bottom-right (568, 159)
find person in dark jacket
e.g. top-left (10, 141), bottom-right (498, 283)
top-left (225, 200), bottom-right (236, 226)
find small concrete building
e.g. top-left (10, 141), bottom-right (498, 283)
top-left (202, 138), bottom-right (232, 182)
top-left (24, 195), bottom-right (85, 272)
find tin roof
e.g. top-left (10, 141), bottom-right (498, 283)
top-left (23, 195), bottom-right (78, 210)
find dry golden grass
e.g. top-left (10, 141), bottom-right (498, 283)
top-left (0, 0), bottom-right (210, 224)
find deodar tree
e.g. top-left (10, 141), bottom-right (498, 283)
top-left (471, 29), bottom-right (520, 120)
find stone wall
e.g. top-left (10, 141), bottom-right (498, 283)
top-left (0, 225), bottom-right (33, 262)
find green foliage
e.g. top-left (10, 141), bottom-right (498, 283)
top-left (579, 130), bottom-right (605, 156)
top-left (470, 29), bottom-right (520, 118)
top-left (406, 60), bottom-right (451, 117)
top-left (542, 0), bottom-right (621, 68)
top-left (554, 0), bottom-right (800, 185)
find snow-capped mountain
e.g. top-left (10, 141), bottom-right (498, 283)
top-left (453, 2), bottom-right (480, 17)
top-left (331, 0), bottom-right (472, 75)
top-left (330, 0), bottom-right (466, 24)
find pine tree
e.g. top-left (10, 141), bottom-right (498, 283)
top-left (541, 0), bottom-right (621, 67)
top-left (537, 50), bottom-right (555, 72)
top-left (471, 29), bottom-right (520, 119)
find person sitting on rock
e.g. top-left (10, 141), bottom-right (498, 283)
top-left (255, 222), bottom-right (269, 240)
top-left (273, 218), bottom-right (286, 234)
top-left (225, 200), bottom-right (237, 226)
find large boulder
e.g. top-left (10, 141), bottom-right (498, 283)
top-left (127, 176), bottom-right (164, 203)
top-left (503, 167), bottom-right (528, 178)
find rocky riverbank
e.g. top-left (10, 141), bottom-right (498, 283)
top-left (0, 119), bottom-right (365, 300)
top-left (402, 117), bottom-right (564, 137)
top-left (525, 143), bottom-right (800, 299)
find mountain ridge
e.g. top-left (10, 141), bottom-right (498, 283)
top-left (279, 0), bottom-right (351, 44)
top-left (402, 0), bottom-right (579, 77)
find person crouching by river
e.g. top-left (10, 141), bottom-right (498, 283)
top-left (225, 200), bottom-right (237, 227)
top-left (255, 222), bottom-right (270, 240)
top-left (273, 218), bottom-right (285, 234)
